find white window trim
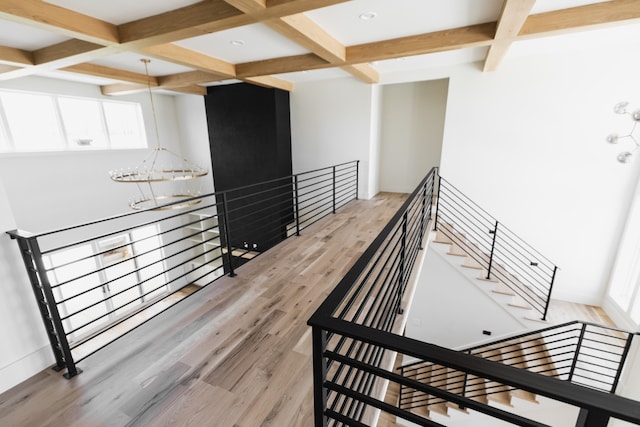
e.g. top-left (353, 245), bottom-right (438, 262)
top-left (0, 88), bottom-right (148, 154)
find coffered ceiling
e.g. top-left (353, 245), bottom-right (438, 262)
top-left (0, 0), bottom-right (638, 95)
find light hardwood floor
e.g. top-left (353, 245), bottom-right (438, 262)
top-left (0, 193), bottom-right (408, 427)
top-left (0, 192), bottom-right (619, 427)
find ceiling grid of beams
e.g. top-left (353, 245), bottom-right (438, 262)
top-left (0, 0), bottom-right (637, 94)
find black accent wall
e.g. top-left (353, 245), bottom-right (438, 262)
top-left (204, 84), bottom-right (293, 262)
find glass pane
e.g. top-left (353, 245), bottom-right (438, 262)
top-left (608, 201), bottom-right (640, 311)
top-left (132, 225), bottom-right (168, 301)
top-left (1, 91), bottom-right (64, 151)
top-left (58, 97), bottom-right (108, 148)
top-left (47, 244), bottom-right (109, 342)
top-left (97, 234), bottom-right (142, 317)
top-left (103, 101), bottom-right (147, 149)
top-left (630, 290), bottom-right (640, 325)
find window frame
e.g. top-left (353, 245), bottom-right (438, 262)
top-left (0, 88), bottom-right (148, 154)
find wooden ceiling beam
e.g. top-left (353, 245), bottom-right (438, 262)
top-left (139, 44), bottom-right (236, 78)
top-left (271, 13), bottom-right (345, 63)
top-left (236, 53), bottom-right (330, 77)
top-left (246, 75), bottom-right (293, 91)
top-left (0, 45), bottom-right (34, 66)
top-left (347, 23), bottom-right (496, 65)
top-left (62, 63), bottom-right (159, 86)
top-left (520, 0), bottom-right (640, 38)
top-left (341, 63), bottom-right (378, 84)
top-left (157, 70), bottom-right (228, 88)
top-left (483, 0), bottom-right (536, 72)
top-left (118, 1), bottom-right (252, 48)
top-left (0, 0), bottom-right (119, 45)
top-left (167, 85), bottom-right (208, 96)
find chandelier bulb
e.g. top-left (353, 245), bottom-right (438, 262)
top-left (617, 151), bottom-right (633, 164)
top-left (614, 101), bottom-right (629, 115)
top-left (606, 134), bottom-right (619, 144)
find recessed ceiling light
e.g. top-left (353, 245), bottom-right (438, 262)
top-left (230, 40), bottom-right (245, 46)
top-left (359, 12), bottom-right (377, 20)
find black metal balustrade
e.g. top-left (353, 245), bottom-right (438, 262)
top-left (399, 321), bottom-right (638, 414)
top-left (308, 167), bottom-right (640, 427)
top-left (7, 161), bottom-right (359, 379)
top-left (435, 176), bottom-right (558, 319)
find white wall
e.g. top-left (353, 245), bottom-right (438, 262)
top-left (0, 177), bottom-right (52, 393)
top-left (290, 78), bottom-right (379, 199)
top-left (406, 244), bottom-right (527, 349)
top-left (174, 94), bottom-right (214, 195)
top-left (0, 77), bottom-right (205, 393)
top-left (0, 76), bottom-right (193, 232)
top-left (378, 79), bottom-right (448, 193)
top-left (379, 42), bottom-right (640, 306)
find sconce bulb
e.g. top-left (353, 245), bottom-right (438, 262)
top-left (614, 101), bottom-right (629, 115)
top-left (617, 151), bottom-right (633, 164)
top-left (632, 110), bottom-right (640, 122)
top-left (606, 134), bottom-right (619, 144)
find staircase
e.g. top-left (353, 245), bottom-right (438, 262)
top-left (398, 321), bottom-right (636, 421)
top-left (434, 177), bottom-right (558, 321)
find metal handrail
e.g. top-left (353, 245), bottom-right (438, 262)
top-left (308, 167), bottom-right (640, 427)
top-left (434, 176), bottom-right (559, 319)
top-left (8, 160), bottom-right (360, 379)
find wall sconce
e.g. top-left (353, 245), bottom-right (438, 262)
top-left (606, 101), bottom-right (640, 164)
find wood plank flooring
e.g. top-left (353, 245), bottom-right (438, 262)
top-left (0, 191), bottom-right (620, 427)
top-left (0, 193), bottom-right (408, 427)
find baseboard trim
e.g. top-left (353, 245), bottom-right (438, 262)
top-left (0, 345), bottom-right (53, 394)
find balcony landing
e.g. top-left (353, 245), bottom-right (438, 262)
top-left (0, 192), bottom-right (408, 427)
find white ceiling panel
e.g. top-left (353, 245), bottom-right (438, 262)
top-left (44, 0), bottom-right (202, 25)
top-left (0, 21), bottom-right (69, 51)
top-left (90, 53), bottom-right (193, 76)
top-left (305, 0), bottom-right (503, 46)
top-left (175, 23), bottom-right (310, 64)
top-left (39, 70), bottom-right (122, 86)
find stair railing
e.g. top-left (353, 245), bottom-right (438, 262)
top-left (7, 161), bottom-right (359, 380)
top-left (399, 321), bottom-right (638, 413)
top-left (434, 176), bottom-right (559, 319)
top-left (308, 167), bottom-right (640, 427)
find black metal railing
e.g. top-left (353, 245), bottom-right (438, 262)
top-left (435, 176), bottom-right (558, 319)
top-left (399, 321), bottom-right (638, 413)
top-left (308, 167), bottom-right (640, 427)
top-left (7, 161), bottom-right (359, 379)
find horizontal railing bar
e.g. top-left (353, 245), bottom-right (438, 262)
top-left (15, 161), bottom-right (358, 240)
top-left (314, 317), bottom-right (640, 424)
top-left (326, 351), bottom-right (552, 427)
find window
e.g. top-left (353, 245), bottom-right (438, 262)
top-left (0, 89), bottom-right (147, 153)
top-left (607, 183), bottom-right (640, 327)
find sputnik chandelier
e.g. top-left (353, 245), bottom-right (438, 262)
top-left (606, 101), bottom-right (640, 164)
top-left (109, 59), bottom-right (208, 210)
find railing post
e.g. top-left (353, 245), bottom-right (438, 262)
top-left (575, 408), bottom-right (610, 427)
top-left (568, 323), bottom-right (587, 383)
top-left (9, 233), bottom-right (68, 373)
top-left (294, 175), bottom-right (301, 236)
top-left (419, 183), bottom-right (427, 249)
top-left (397, 211), bottom-right (408, 315)
top-left (433, 174), bottom-right (441, 231)
top-left (14, 235), bottom-right (80, 379)
top-left (612, 334), bottom-right (635, 393)
top-left (398, 366), bottom-right (404, 410)
top-left (219, 192), bottom-right (236, 277)
top-left (332, 166), bottom-right (337, 214)
top-left (312, 326), bottom-right (328, 427)
top-left (355, 161), bottom-right (360, 200)
top-left (486, 221), bottom-right (499, 279)
top-left (542, 266), bottom-right (558, 321)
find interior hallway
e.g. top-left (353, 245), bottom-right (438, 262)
top-left (0, 193), bottom-right (407, 427)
